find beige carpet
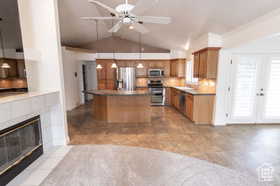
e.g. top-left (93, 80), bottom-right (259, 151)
top-left (40, 145), bottom-right (263, 186)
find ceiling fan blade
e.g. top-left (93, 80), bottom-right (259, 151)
top-left (88, 0), bottom-right (120, 17)
top-left (137, 16), bottom-right (171, 24)
top-left (131, 23), bottom-right (149, 34)
top-left (131, 0), bottom-right (159, 15)
top-left (108, 21), bottom-right (122, 33)
top-left (81, 17), bottom-right (119, 20)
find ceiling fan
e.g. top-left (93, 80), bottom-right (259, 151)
top-left (81, 0), bottom-right (171, 34)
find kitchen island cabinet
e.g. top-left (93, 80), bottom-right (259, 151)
top-left (84, 90), bottom-right (152, 123)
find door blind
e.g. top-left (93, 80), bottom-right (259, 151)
top-left (265, 59), bottom-right (280, 117)
top-left (232, 59), bottom-right (257, 118)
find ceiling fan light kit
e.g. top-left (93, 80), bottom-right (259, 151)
top-left (82, 0), bottom-right (171, 34)
top-left (115, 3), bottom-right (135, 13)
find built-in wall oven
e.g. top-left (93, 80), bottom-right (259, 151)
top-left (148, 80), bottom-right (165, 106)
top-left (148, 69), bottom-right (164, 77)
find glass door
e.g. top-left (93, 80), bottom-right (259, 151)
top-left (228, 55), bottom-right (261, 123)
top-left (229, 55), bottom-right (280, 124)
top-left (258, 56), bottom-right (280, 123)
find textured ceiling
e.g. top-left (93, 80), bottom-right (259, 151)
top-left (58, 0), bottom-right (280, 50)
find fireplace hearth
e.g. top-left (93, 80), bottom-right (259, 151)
top-left (0, 116), bottom-right (43, 185)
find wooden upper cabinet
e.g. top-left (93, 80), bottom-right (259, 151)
top-left (96, 59), bottom-right (117, 90)
top-left (193, 53), bottom-right (200, 78)
top-left (193, 47), bottom-right (220, 79)
top-left (170, 59), bottom-right (186, 78)
top-left (198, 50), bottom-right (207, 79)
top-left (96, 61), bottom-right (106, 80)
top-left (106, 61), bottom-right (117, 80)
top-left (136, 61), bottom-right (149, 77)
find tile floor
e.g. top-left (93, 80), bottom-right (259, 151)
top-left (7, 146), bottom-right (72, 186)
top-left (68, 102), bottom-right (280, 185)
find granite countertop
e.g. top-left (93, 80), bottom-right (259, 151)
top-left (84, 90), bottom-right (152, 96)
top-left (172, 87), bottom-right (216, 95)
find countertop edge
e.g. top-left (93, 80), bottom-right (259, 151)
top-left (0, 91), bottom-right (59, 104)
top-left (171, 87), bottom-right (216, 95)
top-left (84, 90), bottom-right (152, 96)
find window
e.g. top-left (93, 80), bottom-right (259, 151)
top-left (186, 60), bottom-right (198, 83)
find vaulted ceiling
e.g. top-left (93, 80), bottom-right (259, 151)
top-left (1, 0), bottom-right (280, 51)
top-left (58, 0), bottom-right (280, 51)
top-left (0, 0), bottom-right (22, 49)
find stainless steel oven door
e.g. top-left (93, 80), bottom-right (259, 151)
top-left (150, 88), bottom-right (165, 105)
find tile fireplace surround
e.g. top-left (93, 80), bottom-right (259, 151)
top-left (0, 116), bottom-right (43, 185)
top-left (0, 91), bottom-right (67, 185)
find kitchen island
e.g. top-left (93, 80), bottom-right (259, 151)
top-left (84, 90), bottom-right (152, 123)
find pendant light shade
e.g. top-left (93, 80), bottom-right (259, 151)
top-left (137, 63), bottom-right (144, 68)
top-left (96, 64), bottom-right (103, 69)
top-left (1, 62), bottom-right (10, 69)
top-left (111, 63), bottom-right (117, 68)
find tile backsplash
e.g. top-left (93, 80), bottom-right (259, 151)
top-left (136, 77), bottom-right (186, 87)
top-left (186, 79), bottom-right (216, 91)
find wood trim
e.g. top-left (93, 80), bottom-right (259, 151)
top-left (64, 46), bottom-right (96, 53)
top-left (170, 58), bottom-right (186, 61)
top-left (192, 47), bottom-right (221, 55)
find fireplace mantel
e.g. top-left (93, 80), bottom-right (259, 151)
top-left (0, 91), bottom-right (68, 150)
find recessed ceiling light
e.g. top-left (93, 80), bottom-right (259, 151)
top-left (129, 25), bottom-right (134, 30)
top-left (115, 3), bottom-right (135, 13)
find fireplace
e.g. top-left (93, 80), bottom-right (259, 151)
top-left (0, 116), bottom-right (43, 185)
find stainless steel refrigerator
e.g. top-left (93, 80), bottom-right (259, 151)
top-left (117, 67), bottom-right (136, 91)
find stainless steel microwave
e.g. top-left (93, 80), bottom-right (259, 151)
top-left (148, 69), bottom-right (164, 77)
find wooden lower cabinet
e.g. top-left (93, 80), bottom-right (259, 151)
top-left (170, 88), bottom-right (180, 109)
top-left (164, 88), bottom-right (171, 105)
top-left (191, 94), bottom-right (215, 124)
top-left (170, 88), bottom-right (215, 124)
top-left (185, 94), bottom-right (193, 120)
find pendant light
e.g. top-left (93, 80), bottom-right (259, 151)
top-left (137, 33), bottom-right (144, 69)
top-left (111, 19), bottom-right (117, 69)
top-left (95, 20), bottom-right (102, 70)
top-left (0, 18), bottom-right (11, 69)
top-left (96, 64), bottom-right (103, 69)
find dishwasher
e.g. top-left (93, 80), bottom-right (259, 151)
top-left (179, 93), bottom-right (186, 113)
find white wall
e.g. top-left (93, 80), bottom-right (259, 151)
top-left (61, 47), bottom-right (96, 111)
top-left (209, 8), bottom-right (280, 126)
top-left (212, 49), bottom-right (232, 126)
top-left (17, 0), bottom-right (68, 145)
top-left (213, 36), bottom-right (280, 126)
